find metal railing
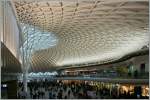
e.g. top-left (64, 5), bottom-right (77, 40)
top-left (56, 73), bottom-right (149, 79)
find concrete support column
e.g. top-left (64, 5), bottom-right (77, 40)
top-left (23, 69), bottom-right (28, 93)
top-left (22, 63), bottom-right (30, 99)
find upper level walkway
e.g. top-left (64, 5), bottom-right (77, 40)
top-left (28, 76), bottom-right (149, 84)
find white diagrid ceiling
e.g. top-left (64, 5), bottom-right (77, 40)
top-left (12, 0), bottom-right (149, 72)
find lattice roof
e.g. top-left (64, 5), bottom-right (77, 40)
top-left (12, 0), bottom-right (149, 72)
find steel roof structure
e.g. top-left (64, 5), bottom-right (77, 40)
top-left (11, 0), bottom-right (149, 72)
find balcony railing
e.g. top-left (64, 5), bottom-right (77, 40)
top-left (56, 72), bottom-right (149, 79)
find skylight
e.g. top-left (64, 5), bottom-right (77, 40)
top-left (20, 23), bottom-right (58, 64)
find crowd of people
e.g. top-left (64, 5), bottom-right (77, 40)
top-left (17, 79), bottom-right (149, 99)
